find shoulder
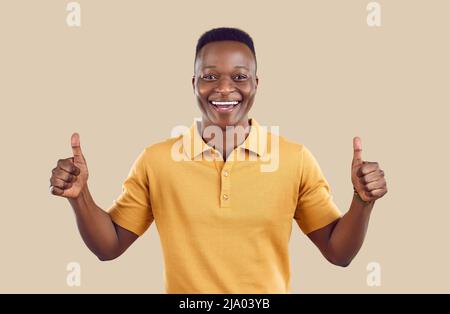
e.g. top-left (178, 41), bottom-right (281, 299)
top-left (268, 133), bottom-right (323, 171)
top-left (138, 135), bottom-right (183, 167)
top-left (260, 131), bottom-right (309, 175)
top-left (143, 135), bottom-right (181, 155)
top-left (268, 131), bottom-right (306, 158)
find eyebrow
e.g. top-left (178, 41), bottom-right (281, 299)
top-left (202, 65), bottom-right (250, 70)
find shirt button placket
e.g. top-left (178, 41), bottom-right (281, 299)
top-left (220, 165), bottom-right (232, 208)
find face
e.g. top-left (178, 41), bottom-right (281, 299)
top-left (193, 41), bottom-right (258, 130)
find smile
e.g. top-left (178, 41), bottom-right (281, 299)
top-left (208, 100), bottom-right (241, 113)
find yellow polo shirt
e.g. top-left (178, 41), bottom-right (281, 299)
top-left (108, 118), bottom-right (341, 293)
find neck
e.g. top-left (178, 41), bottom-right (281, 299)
top-left (200, 118), bottom-right (251, 161)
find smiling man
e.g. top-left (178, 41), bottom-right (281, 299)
top-left (50, 27), bottom-right (388, 293)
top-left (192, 30), bottom-right (259, 161)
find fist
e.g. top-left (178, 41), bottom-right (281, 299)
top-left (50, 133), bottom-right (89, 198)
top-left (351, 137), bottom-right (387, 203)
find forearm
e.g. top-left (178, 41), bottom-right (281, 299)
top-left (327, 193), bottom-right (375, 266)
top-left (68, 185), bottom-right (120, 260)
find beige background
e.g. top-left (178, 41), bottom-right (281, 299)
top-left (0, 0), bottom-right (449, 293)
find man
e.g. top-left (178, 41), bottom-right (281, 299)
top-left (50, 27), bottom-right (387, 293)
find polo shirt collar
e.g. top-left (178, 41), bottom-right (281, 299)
top-left (182, 118), bottom-right (267, 160)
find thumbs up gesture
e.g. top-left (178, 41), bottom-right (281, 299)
top-left (351, 137), bottom-right (387, 203)
top-left (50, 133), bottom-right (89, 198)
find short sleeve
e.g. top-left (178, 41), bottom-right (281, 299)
top-left (294, 146), bottom-right (342, 234)
top-left (108, 149), bottom-right (154, 236)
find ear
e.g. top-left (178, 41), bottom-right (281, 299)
top-left (255, 76), bottom-right (259, 89)
top-left (191, 75), bottom-right (195, 92)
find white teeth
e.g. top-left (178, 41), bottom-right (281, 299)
top-left (211, 101), bottom-right (239, 106)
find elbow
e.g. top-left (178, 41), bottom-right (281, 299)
top-left (97, 254), bottom-right (117, 262)
top-left (332, 259), bottom-right (352, 268)
top-left (96, 250), bottom-right (120, 262)
top-left (326, 252), bottom-right (353, 267)
top-left (323, 243), bottom-right (355, 267)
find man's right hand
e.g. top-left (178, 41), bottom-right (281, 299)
top-left (50, 133), bottom-right (89, 198)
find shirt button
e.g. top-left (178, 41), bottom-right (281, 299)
top-left (223, 171), bottom-right (229, 177)
top-left (222, 194), bottom-right (229, 200)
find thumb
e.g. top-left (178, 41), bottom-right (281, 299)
top-left (71, 132), bottom-right (84, 163)
top-left (352, 136), bottom-right (363, 166)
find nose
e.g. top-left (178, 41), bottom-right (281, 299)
top-left (214, 77), bottom-right (236, 94)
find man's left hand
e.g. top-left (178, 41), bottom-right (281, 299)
top-left (351, 137), bottom-right (388, 203)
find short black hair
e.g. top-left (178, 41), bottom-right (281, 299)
top-left (195, 27), bottom-right (257, 65)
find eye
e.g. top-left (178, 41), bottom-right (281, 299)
top-left (201, 74), bottom-right (218, 81)
top-left (234, 74), bottom-right (248, 81)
